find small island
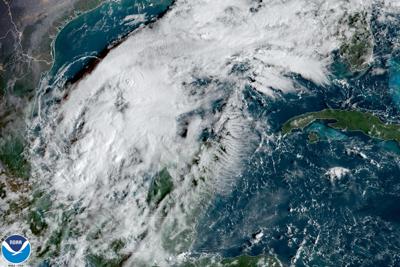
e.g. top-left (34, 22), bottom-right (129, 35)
top-left (282, 109), bottom-right (400, 143)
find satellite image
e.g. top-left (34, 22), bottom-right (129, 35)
top-left (1, 0), bottom-right (400, 266)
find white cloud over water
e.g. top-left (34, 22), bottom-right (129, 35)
top-left (27, 0), bottom-right (377, 265)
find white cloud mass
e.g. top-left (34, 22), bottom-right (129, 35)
top-left (25, 0), bottom-right (381, 265)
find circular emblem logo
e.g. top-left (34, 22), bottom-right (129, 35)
top-left (1, 234), bottom-right (31, 265)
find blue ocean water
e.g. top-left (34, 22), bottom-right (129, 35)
top-left (389, 59), bottom-right (400, 108)
top-left (194, 75), bottom-right (400, 266)
top-left (193, 8), bottom-right (400, 266)
top-left (43, 1), bottom-right (400, 266)
top-left (49, 0), bottom-right (173, 84)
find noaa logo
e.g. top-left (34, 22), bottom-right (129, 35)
top-left (1, 234), bottom-right (31, 265)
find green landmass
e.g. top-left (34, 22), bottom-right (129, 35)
top-left (0, 182), bottom-right (6, 198)
top-left (0, 0), bottom-right (109, 182)
top-left (93, 254), bottom-right (281, 267)
top-left (179, 254), bottom-right (281, 267)
top-left (12, 79), bottom-right (35, 97)
top-left (282, 109), bottom-right (400, 142)
top-left (36, 207), bottom-right (82, 260)
top-left (307, 131), bottom-right (319, 143)
top-left (0, 136), bottom-right (30, 178)
top-left (339, 12), bottom-right (373, 72)
top-left (86, 254), bottom-right (129, 267)
top-left (73, 0), bottom-right (105, 13)
top-left (83, 238), bottom-right (128, 267)
top-left (29, 192), bottom-right (51, 235)
top-left (147, 168), bottom-right (174, 207)
top-left (0, 74), bottom-right (5, 95)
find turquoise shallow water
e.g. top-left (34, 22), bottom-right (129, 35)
top-left (50, 0), bottom-right (173, 84)
top-left (194, 10), bottom-right (400, 266)
top-left (306, 122), bottom-right (347, 141)
top-left (33, 1), bottom-right (400, 266)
